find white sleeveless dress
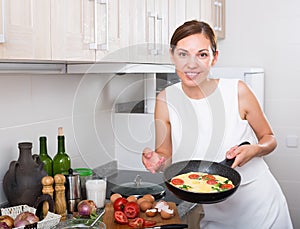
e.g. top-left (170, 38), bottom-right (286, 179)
top-left (165, 79), bottom-right (293, 229)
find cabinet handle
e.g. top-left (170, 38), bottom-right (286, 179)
top-left (89, 0), bottom-right (108, 50)
top-left (218, 1), bottom-right (223, 32)
top-left (0, 0), bottom-right (5, 43)
top-left (147, 12), bottom-right (157, 55)
top-left (156, 14), bottom-right (163, 55)
top-left (100, 0), bottom-right (109, 50)
top-left (213, 1), bottom-right (220, 31)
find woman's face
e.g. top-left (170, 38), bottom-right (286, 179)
top-left (170, 33), bottom-right (218, 87)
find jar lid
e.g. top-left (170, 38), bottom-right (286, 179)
top-left (74, 168), bottom-right (93, 176)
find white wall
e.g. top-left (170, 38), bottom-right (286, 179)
top-left (0, 73), bottom-right (116, 205)
top-left (217, 0), bottom-right (300, 227)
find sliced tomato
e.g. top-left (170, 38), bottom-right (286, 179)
top-left (114, 210), bottom-right (128, 224)
top-left (171, 178), bottom-right (184, 185)
top-left (202, 174), bottom-right (216, 180)
top-left (220, 183), bottom-right (234, 190)
top-left (144, 219), bottom-right (156, 227)
top-left (128, 217), bottom-right (145, 228)
top-left (188, 173), bottom-right (200, 179)
top-left (124, 202), bottom-right (140, 219)
top-left (206, 179), bottom-right (218, 185)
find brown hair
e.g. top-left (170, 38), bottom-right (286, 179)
top-left (170, 20), bottom-right (217, 56)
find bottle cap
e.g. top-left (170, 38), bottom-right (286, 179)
top-left (73, 168), bottom-right (93, 177)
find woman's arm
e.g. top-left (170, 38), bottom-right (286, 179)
top-left (142, 90), bottom-right (173, 172)
top-left (227, 80), bottom-right (277, 168)
top-left (154, 90), bottom-right (173, 165)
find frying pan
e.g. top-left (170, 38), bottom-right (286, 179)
top-left (163, 142), bottom-right (249, 204)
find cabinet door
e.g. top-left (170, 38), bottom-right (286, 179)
top-left (153, 0), bottom-right (169, 63)
top-left (143, 0), bottom-right (170, 63)
top-left (168, 0), bottom-right (225, 41)
top-left (168, 0), bottom-right (201, 44)
top-left (102, 0), bottom-right (170, 64)
top-left (51, 0), bottom-right (95, 61)
top-left (200, 0), bottom-right (225, 39)
top-left (0, 0), bottom-right (51, 60)
top-left (95, 0), bottom-right (122, 61)
top-left (115, 0), bottom-right (148, 63)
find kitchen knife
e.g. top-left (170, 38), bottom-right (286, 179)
top-left (144, 224), bottom-right (188, 229)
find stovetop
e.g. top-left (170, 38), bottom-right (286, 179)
top-left (105, 169), bottom-right (182, 205)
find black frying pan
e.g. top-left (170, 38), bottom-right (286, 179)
top-left (163, 142), bottom-right (249, 204)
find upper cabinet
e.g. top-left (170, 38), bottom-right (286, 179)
top-left (51, 0), bottom-right (95, 61)
top-left (201, 0), bottom-right (226, 39)
top-left (169, 0), bottom-right (225, 41)
top-left (104, 0), bottom-right (170, 64)
top-left (0, 0), bottom-right (51, 60)
top-left (0, 0), bottom-right (225, 63)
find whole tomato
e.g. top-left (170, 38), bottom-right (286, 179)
top-left (124, 202), bottom-right (140, 219)
top-left (113, 197), bottom-right (128, 211)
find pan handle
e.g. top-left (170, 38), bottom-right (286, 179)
top-left (220, 141), bottom-right (250, 167)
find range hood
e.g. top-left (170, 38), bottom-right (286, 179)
top-left (67, 62), bottom-right (175, 74)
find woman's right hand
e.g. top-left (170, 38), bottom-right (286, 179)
top-left (142, 148), bottom-right (166, 173)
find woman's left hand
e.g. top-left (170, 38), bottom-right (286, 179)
top-left (226, 144), bottom-right (257, 168)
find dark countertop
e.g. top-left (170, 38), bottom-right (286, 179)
top-left (105, 169), bottom-right (182, 205)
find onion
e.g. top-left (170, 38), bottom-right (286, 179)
top-left (0, 222), bottom-right (9, 229)
top-left (0, 215), bottom-right (14, 229)
top-left (14, 212), bottom-right (39, 227)
top-left (77, 200), bottom-right (97, 217)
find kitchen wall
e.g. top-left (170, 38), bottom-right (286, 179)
top-left (216, 0), bottom-right (300, 227)
top-left (0, 73), bottom-right (116, 204)
top-left (0, 71), bottom-right (146, 206)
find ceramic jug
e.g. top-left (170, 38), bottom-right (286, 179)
top-left (3, 142), bottom-right (47, 206)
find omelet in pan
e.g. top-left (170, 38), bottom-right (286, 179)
top-left (170, 172), bottom-right (234, 193)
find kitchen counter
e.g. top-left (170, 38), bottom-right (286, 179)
top-left (104, 169), bottom-right (200, 219)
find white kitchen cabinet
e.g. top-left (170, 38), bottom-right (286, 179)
top-left (51, 0), bottom-right (122, 62)
top-left (104, 0), bottom-right (170, 64)
top-left (51, 0), bottom-right (95, 61)
top-left (95, 0), bottom-right (124, 62)
top-left (201, 0), bottom-right (226, 39)
top-left (168, 0), bottom-right (225, 42)
top-left (168, 0), bottom-right (202, 41)
top-left (0, 0), bottom-right (51, 60)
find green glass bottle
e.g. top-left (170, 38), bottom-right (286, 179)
top-left (53, 127), bottom-right (71, 176)
top-left (39, 136), bottom-right (53, 177)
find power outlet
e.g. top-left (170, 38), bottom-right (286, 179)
top-left (286, 135), bottom-right (299, 148)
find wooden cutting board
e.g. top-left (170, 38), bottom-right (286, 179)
top-left (103, 202), bottom-right (182, 228)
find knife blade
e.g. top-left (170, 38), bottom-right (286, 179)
top-left (144, 224), bottom-right (188, 229)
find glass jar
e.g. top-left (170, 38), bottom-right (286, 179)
top-left (73, 168), bottom-right (93, 200)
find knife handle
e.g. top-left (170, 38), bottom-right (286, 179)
top-left (160, 224), bottom-right (188, 229)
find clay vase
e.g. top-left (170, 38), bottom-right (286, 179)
top-left (3, 142), bottom-right (47, 206)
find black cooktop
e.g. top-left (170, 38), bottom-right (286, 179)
top-left (105, 169), bottom-right (181, 205)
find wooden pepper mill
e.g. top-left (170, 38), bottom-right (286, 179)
top-left (41, 176), bottom-right (54, 218)
top-left (54, 174), bottom-right (67, 221)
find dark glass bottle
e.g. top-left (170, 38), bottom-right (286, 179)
top-left (39, 136), bottom-right (53, 176)
top-left (53, 127), bottom-right (71, 175)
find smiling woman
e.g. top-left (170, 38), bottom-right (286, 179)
top-left (142, 20), bottom-right (293, 229)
